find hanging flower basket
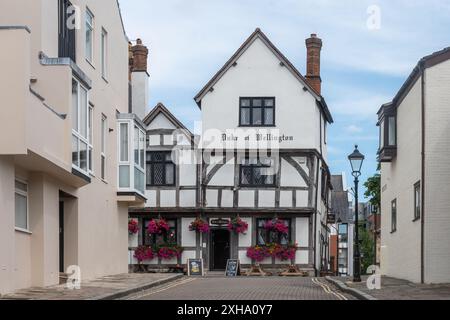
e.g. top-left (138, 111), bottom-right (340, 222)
top-left (128, 219), bottom-right (139, 235)
top-left (228, 217), bottom-right (249, 235)
top-left (189, 218), bottom-right (210, 234)
top-left (134, 246), bottom-right (154, 263)
top-left (246, 245), bottom-right (271, 262)
top-left (147, 218), bottom-right (170, 235)
top-left (156, 244), bottom-right (184, 260)
top-left (264, 218), bottom-right (289, 235)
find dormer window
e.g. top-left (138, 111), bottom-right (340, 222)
top-left (378, 103), bottom-right (397, 162)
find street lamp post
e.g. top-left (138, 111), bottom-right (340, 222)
top-left (348, 145), bottom-right (365, 283)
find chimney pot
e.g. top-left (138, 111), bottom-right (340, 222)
top-left (305, 33), bottom-right (322, 95)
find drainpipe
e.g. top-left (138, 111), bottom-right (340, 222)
top-left (420, 63), bottom-right (426, 284)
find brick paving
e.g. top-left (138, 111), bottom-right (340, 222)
top-left (0, 273), bottom-right (182, 300)
top-left (330, 276), bottom-right (450, 300)
top-left (130, 276), bottom-right (355, 300)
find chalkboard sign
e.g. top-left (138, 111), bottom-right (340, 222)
top-left (225, 259), bottom-right (240, 277)
top-left (187, 259), bottom-right (204, 276)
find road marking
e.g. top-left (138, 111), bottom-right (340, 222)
top-left (125, 277), bottom-right (197, 300)
top-left (312, 278), bottom-right (348, 300)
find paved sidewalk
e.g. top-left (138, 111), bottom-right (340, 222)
top-left (0, 273), bottom-right (183, 300)
top-left (328, 276), bottom-right (450, 300)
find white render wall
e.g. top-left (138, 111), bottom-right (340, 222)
top-left (200, 36), bottom-right (323, 151)
top-left (380, 78), bottom-right (422, 283)
top-left (423, 59), bottom-right (450, 283)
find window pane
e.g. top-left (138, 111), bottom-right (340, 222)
top-left (15, 193), bottom-right (27, 230)
top-left (165, 164), bottom-right (174, 185)
top-left (15, 181), bottom-right (27, 192)
top-left (120, 123), bottom-right (128, 162)
top-left (264, 99), bottom-right (274, 107)
top-left (253, 99), bottom-right (262, 107)
top-left (101, 155), bottom-right (105, 179)
top-left (72, 80), bottom-right (78, 131)
top-left (153, 164), bottom-right (164, 185)
top-left (388, 117), bottom-right (396, 146)
top-left (80, 87), bottom-right (88, 139)
top-left (134, 126), bottom-right (139, 165)
top-left (101, 116), bottom-right (106, 153)
top-left (253, 167), bottom-right (264, 185)
top-left (257, 228), bottom-right (266, 245)
top-left (264, 108), bottom-right (274, 125)
top-left (80, 141), bottom-right (88, 171)
top-left (119, 165), bottom-right (130, 188)
top-left (146, 165), bottom-right (152, 185)
top-left (241, 99), bottom-right (250, 107)
top-left (88, 146), bottom-right (93, 172)
top-left (252, 108), bottom-right (262, 125)
top-left (139, 131), bottom-right (145, 168)
top-left (153, 152), bottom-right (164, 162)
top-left (88, 106), bottom-right (93, 145)
top-left (85, 24), bottom-right (93, 61)
top-left (241, 108), bottom-right (250, 125)
top-left (241, 167), bottom-right (252, 185)
top-left (72, 135), bottom-right (79, 167)
top-left (265, 173), bottom-right (275, 185)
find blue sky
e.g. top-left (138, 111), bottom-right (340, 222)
top-left (120, 0), bottom-right (450, 193)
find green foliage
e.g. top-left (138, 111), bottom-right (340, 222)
top-left (364, 173), bottom-right (381, 208)
top-left (359, 226), bottom-right (375, 274)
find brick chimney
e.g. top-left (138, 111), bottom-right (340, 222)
top-left (130, 38), bottom-right (150, 121)
top-left (305, 34), bottom-right (322, 95)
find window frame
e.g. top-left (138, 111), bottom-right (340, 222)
top-left (14, 179), bottom-right (29, 233)
top-left (414, 181), bottom-right (421, 221)
top-left (256, 218), bottom-right (291, 246)
top-left (101, 28), bottom-right (108, 79)
top-left (239, 156), bottom-right (276, 188)
top-left (88, 103), bottom-right (94, 174)
top-left (391, 199), bottom-right (397, 233)
top-left (85, 7), bottom-right (94, 64)
top-left (239, 97), bottom-right (276, 127)
top-left (101, 114), bottom-right (107, 181)
top-left (143, 218), bottom-right (178, 246)
top-left (72, 78), bottom-right (90, 176)
top-left (146, 151), bottom-right (176, 187)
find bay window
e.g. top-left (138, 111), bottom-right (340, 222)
top-left (117, 115), bottom-right (146, 195)
top-left (72, 78), bottom-right (90, 175)
top-left (377, 102), bottom-right (397, 162)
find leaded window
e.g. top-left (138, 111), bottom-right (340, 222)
top-left (146, 152), bottom-right (175, 186)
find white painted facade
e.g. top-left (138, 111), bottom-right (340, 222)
top-left (129, 29), bottom-right (333, 274)
top-left (380, 49), bottom-right (450, 284)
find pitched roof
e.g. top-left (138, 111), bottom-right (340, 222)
top-left (330, 175), bottom-right (350, 223)
top-left (193, 28), bottom-right (333, 123)
top-left (380, 46), bottom-right (450, 112)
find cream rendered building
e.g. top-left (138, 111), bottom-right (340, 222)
top-left (379, 47), bottom-right (450, 284)
top-left (0, 0), bottom-right (146, 294)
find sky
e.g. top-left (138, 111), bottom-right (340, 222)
top-left (119, 0), bottom-right (450, 195)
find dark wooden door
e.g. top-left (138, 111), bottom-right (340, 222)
top-left (59, 201), bottom-right (64, 273)
top-left (211, 229), bottom-right (230, 270)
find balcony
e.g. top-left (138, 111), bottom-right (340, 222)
top-left (0, 27), bottom-right (89, 187)
top-left (117, 114), bottom-right (147, 206)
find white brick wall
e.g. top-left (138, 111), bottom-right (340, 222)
top-left (423, 59), bottom-right (450, 283)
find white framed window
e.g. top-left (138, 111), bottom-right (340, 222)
top-left (72, 78), bottom-right (90, 175)
top-left (134, 125), bottom-right (145, 193)
top-left (15, 179), bottom-right (29, 232)
top-left (101, 114), bottom-right (107, 180)
top-left (101, 28), bottom-right (108, 79)
top-left (88, 103), bottom-right (94, 173)
top-left (119, 122), bottom-right (130, 188)
top-left (85, 8), bottom-right (94, 63)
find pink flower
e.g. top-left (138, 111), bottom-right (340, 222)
top-left (189, 218), bottom-right (210, 234)
top-left (128, 219), bottom-right (139, 235)
top-left (134, 246), bottom-right (154, 262)
top-left (147, 219), bottom-right (170, 235)
top-left (228, 218), bottom-right (249, 235)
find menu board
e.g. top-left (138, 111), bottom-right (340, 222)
top-left (187, 259), bottom-right (204, 276)
top-left (225, 259), bottom-right (240, 277)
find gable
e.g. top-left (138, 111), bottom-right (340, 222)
top-left (146, 113), bottom-right (177, 130)
top-left (194, 28), bottom-right (333, 123)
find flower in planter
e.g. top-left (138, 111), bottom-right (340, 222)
top-left (134, 246), bottom-right (154, 263)
top-left (128, 219), bottom-right (139, 235)
top-left (228, 217), bottom-right (249, 235)
top-left (189, 218), bottom-right (210, 234)
top-left (264, 218), bottom-right (289, 235)
top-left (274, 243), bottom-right (298, 261)
top-left (156, 244), bottom-right (184, 260)
top-left (246, 245), bottom-right (271, 262)
top-left (147, 218), bottom-right (170, 235)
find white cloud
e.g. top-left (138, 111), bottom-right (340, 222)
top-left (346, 125), bottom-right (363, 134)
